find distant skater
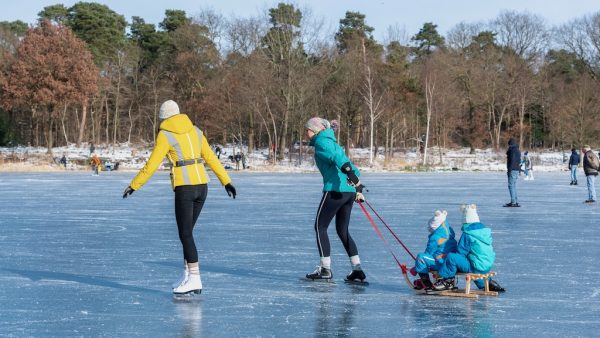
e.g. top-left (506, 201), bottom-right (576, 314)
top-left (234, 153), bottom-right (242, 170)
top-left (504, 138), bottom-right (521, 207)
top-left (122, 100), bottom-right (236, 295)
top-left (582, 145), bottom-right (599, 203)
top-left (90, 153), bottom-right (101, 175)
top-left (304, 117), bottom-right (367, 283)
top-left (59, 154), bottom-right (67, 169)
top-left (522, 151), bottom-right (533, 180)
top-left (568, 148), bottom-right (580, 185)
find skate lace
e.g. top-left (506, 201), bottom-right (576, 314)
top-left (312, 266), bottom-right (322, 275)
top-left (175, 275), bottom-right (189, 289)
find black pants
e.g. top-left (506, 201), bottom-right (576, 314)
top-left (314, 191), bottom-right (358, 258)
top-left (175, 184), bottom-right (208, 263)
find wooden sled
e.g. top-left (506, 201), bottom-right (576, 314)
top-left (400, 264), bottom-right (498, 298)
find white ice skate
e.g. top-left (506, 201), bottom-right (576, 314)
top-left (173, 273), bottom-right (202, 295)
top-left (171, 268), bottom-right (189, 288)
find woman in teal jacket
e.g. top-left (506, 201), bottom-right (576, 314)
top-left (433, 204), bottom-right (505, 292)
top-left (304, 117), bottom-right (367, 283)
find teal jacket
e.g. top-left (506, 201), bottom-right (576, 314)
top-left (310, 129), bottom-right (360, 192)
top-left (458, 222), bottom-right (496, 272)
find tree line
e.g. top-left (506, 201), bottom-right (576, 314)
top-left (1, 2), bottom-right (599, 165)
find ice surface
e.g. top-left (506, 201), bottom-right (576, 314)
top-left (1, 171), bottom-right (599, 336)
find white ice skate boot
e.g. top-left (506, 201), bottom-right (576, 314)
top-left (173, 273), bottom-right (202, 295)
top-left (171, 267), bottom-right (189, 288)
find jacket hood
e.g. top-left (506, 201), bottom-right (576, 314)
top-left (310, 128), bottom-right (336, 146)
top-left (508, 138), bottom-right (517, 146)
top-left (463, 223), bottom-right (493, 246)
top-left (159, 114), bottom-right (194, 134)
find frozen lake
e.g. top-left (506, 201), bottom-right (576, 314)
top-left (1, 171), bottom-right (599, 337)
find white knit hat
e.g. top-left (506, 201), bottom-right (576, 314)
top-left (159, 100), bottom-right (180, 120)
top-left (428, 210), bottom-right (447, 233)
top-left (461, 204), bottom-right (480, 224)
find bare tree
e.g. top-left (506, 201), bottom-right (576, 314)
top-left (492, 10), bottom-right (548, 61)
top-left (554, 12), bottom-right (600, 77)
top-left (446, 22), bottom-right (484, 51)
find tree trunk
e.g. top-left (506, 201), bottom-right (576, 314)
top-left (47, 113), bottom-right (54, 155)
top-left (423, 76), bottom-right (435, 166)
top-left (61, 104), bottom-right (69, 145)
top-left (76, 101), bottom-right (87, 147)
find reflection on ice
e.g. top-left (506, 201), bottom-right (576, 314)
top-left (1, 172), bottom-right (599, 336)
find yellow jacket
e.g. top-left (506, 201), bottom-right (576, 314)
top-left (130, 114), bottom-right (231, 191)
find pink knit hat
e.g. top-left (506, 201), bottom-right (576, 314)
top-left (305, 117), bottom-right (329, 134)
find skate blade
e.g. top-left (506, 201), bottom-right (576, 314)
top-left (344, 279), bottom-right (369, 286)
top-left (302, 277), bottom-right (335, 284)
top-left (173, 289), bottom-right (202, 297)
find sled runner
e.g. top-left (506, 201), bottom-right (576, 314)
top-left (400, 264), bottom-right (498, 298)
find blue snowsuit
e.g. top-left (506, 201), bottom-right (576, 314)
top-left (438, 222), bottom-right (496, 289)
top-left (414, 222), bottom-right (457, 274)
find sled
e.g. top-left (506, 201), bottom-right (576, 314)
top-left (400, 264), bottom-right (498, 298)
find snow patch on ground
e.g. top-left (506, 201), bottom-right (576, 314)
top-left (0, 143), bottom-right (577, 172)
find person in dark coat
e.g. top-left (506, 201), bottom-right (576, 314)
top-left (582, 145), bottom-right (599, 203)
top-left (568, 148), bottom-right (580, 185)
top-left (504, 138), bottom-right (521, 207)
top-left (59, 154), bottom-right (67, 169)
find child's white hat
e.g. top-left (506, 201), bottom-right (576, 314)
top-left (461, 204), bottom-right (480, 224)
top-left (428, 210), bottom-right (447, 232)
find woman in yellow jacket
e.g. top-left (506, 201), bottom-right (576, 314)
top-left (123, 100), bottom-right (236, 295)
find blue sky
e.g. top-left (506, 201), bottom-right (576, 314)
top-left (2, 0), bottom-right (599, 40)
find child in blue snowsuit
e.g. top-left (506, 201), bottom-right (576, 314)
top-left (413, 210), bottom-right (457, 289)
top-left (433, 204), bottom-right (505, 292)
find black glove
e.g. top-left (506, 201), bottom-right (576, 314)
top-left (225, 183), bottom-right (236, 199)
top-left (122, 186), bottom-right (134, 199)
top-left (355, 184), bottom-right (364, 193)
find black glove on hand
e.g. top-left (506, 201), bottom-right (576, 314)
top-left (122, 186), bottom-right (134, 199)
top-left (225, 183), bottom-right (236, 199)
top-left (355, 184), bottom-right (364, 193)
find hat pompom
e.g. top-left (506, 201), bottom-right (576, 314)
top-left (461, 204), bottom-right (480, 224)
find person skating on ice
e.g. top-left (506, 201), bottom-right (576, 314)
top-left (304, 117), bottom-right (367, 283)
top-left (504, 138), bottom-right (521, 207)
top-left (90, 153), bottom-right (101, 175)
top-left (411, 210), bottom-right (457, 290)
top-left (522, 151), bottom-right (534, 180)
top-left (122, 100), bottom-right (236, 295)
top-left (582, 145), bottom-right (599, 203)
top-left (430, 204), bottom-right (505, 293)
top-left (569, 148), bottom-right (580, 185)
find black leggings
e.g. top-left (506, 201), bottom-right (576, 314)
top-left (314, 191), bottom-right (358, 258)
top-left (174, 184), bottom-right (208, 263)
